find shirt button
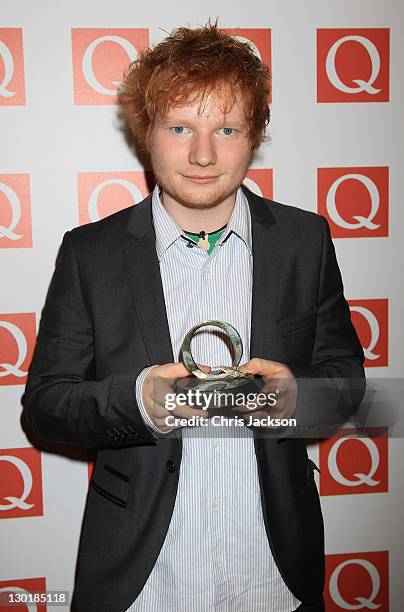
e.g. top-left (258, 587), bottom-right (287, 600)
top-left (212, 440), bottom-right (219, 449)
top-left (166, 460), bottom-right (176, 473)
top-left (213, 497), bottom-right (221, 509)
top-left (202, 265), bottom-right (210, 274)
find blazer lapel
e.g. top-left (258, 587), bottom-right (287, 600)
top-left (243, 186), bottom-right (283, 360)
top-left (124, 195), bottom-right (174, 365)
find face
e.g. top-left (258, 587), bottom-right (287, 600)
top-left (147, 92), bottom-right (253, 210)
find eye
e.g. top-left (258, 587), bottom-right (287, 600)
top-left (169, 126), bottom-right (191, 135)
top-left (218, 127), bottom-right (237, 136)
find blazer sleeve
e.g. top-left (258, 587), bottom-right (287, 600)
top-left (289, 216), bottom-right (366, 431)
top-left (22, 231), bottom-right (155, 449)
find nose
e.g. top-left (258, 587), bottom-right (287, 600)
top-left (188, 133), bottom-right (217, 167)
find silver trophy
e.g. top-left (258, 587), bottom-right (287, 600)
top-left (178, 320), bottom-right (254, 407)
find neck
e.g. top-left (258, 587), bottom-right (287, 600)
top-left (160, 189), bottom-right (236, 233)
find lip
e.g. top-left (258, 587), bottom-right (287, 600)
top-left (183, 175), bottom-right (220, 184)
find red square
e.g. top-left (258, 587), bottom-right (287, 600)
top-left (319, 427), bottom-right (388, 496)
top-left (0, 28), bottom-right (26, 106)
top-left (71, 28), bottom-right (149, 105)
top-left (0, 313), bottom-right (36, 386)
top-left (317, 28), bottom-right (389, 102)
top-left (325, 551), bottom-right (389, 611)
top-left (77, 171), bottom-right (153, 225)
top-left (317, 167), bottom-right (388, 238)
top-left (0, 448), bottom-right (43, 519)
top-left (0, 174), bottom-right (33, 248)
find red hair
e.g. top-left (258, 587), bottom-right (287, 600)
top-left (118, 22), bottom-right (271, 152)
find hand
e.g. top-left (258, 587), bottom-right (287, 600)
top-left (234, 358), bottom-right (298, 428)
top-left (142, 362), bottom-right (210, 432)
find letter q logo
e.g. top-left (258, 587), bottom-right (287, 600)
top-left (0, 313), bottom-right (36, 385)
top-left (319, 427), bottom-right (388, 496)
top-left (0, 174), bottom-right (33, 248)
top-left (0, 448), bottom-right (43, 519)
top-left (71, 29), bottom-right (149, 105)
top-left (317, 167), bottom-right (388, 238)
top-left (77, 171), bottom-right (153, 225)
top-left (317, 29), bottom-right (389, 102)
top-left (0, 29), bottom-right (26, 105)
top-left (325, 551), bottom-right (389, 611)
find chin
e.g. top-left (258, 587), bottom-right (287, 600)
top-left (176, 193), bottom-right (226, 210)
top-left (165, 180), bottom-right (239, 210)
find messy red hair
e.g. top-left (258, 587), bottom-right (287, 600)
top-left (118, 22), bottom-right (271, 153)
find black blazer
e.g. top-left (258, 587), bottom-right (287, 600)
top-left (22, 186), bottom-right (365, 612)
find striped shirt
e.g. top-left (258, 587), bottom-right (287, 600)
top-left (126, 185), bottom-right (301, 612)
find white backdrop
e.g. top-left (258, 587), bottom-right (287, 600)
top-left (1, 1), bottom-right (403, 610)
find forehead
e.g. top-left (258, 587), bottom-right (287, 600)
top-left (163, 90), bottom-right (247, 122)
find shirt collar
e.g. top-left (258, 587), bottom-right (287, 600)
top-left (152, 184), bottom-right (252, 262)
top-left (219, 186), bottom-right (252, 254)
top-left (152, 186), bottom-right (183, 262)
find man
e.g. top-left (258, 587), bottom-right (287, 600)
top-left (23, 23), bottom-right (365, 612)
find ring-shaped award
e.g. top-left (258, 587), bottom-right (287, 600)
top-left (178, 320), bottom-right (254, 407)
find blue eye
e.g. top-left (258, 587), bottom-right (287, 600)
top-left (219, 127), bottom-right (236, 136)
top-left (170, 126), bottom-right (189, 134)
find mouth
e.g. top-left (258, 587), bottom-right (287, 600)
top-left (182, 175), bottom-right (220, 184)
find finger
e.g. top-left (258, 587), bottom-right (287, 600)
top-left (148, 400), bottom-right (172, 420)
top-left (260, 380), bottom-right (287, 397)
top-left (237, 358), bottom-right (278, 376)
top-left (147, 399), bottom-right (204, 430)
top-left (152, 362), bottom-right (211, 385)
top-left (235, 396), bottom-right (295, 420)
top-left (195, 363), bottom-right (212, 374)
top-left (232, 403), bottom-right (277, 414)
top-left (232, 404), bottom-right (258, 414)
top-left (143, 399), bottom-right (175, 431)
top-left (232, 396), bottom-right (285, 415)
top-left (153, 383), bottom-right (207, 411)
top-left (151, 389), bottom-right (207, 419)
top-left (239, 358), bottom-right (292, 378)
top-left (154, 405), bottom-right (206, 431)
top-left (152, 364), bottom-right (213, 403)
top-left (153, 381), bottom-right (179, 406)
top-left (157, 362), bottom-right (191, 378)
top-left (235, 409), bottom-right (271, 424)
top-left (171, 403), bottom-right (208, 419)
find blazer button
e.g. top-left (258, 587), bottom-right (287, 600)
top-left (166, 460), bottom-right (176, 473)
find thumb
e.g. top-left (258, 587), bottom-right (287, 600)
top-left (159, 362), bottom-right (192, 378)
top-left (238, 358), bottom-right (280, 377)
top-left (238, 359), bottom-right (263, 375)
top-left (195, 364), bottom-right (212, 374)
